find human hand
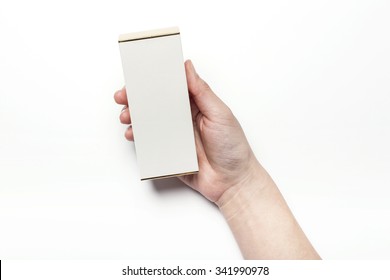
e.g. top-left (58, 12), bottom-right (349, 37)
top-left (114, 60), bottom-right (265, 203)
top-left (114, 60), bottom-right (321, 260)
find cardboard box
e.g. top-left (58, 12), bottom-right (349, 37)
top-left (118, 27), bottom-right (199, 180)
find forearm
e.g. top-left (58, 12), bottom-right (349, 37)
top-left (216, 164), bottom-right (320, 260)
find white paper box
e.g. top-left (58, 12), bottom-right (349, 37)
top-left (118, 27), bottom-right (199, 180)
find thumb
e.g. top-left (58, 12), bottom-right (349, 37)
top-left (185, 60), bottom-right (229, 118)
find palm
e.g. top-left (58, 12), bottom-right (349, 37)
top-left (179, 99), bottom-right (254, 202)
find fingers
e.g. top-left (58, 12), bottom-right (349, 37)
top-left (125, 125), bottom-right (134, 141)
top-left (185, 60), bottom-right (229, 118)
top-left (115, 87), bottom-right (133, 141)
top-left (114, 86), bottom-right (128, 105)
top-left (120, 106), bottom-right (131, 124)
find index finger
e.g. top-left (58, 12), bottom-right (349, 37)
top-left (114, 86), bottom-right (128, 105)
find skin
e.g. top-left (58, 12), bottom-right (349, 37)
top-left (114, 60), bottom-right (321, 259)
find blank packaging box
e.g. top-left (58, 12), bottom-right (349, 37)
top-left (118, 27), bottom-right (199, 180)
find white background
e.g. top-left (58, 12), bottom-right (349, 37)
top-left (0, 0), bottom-right (389, 259)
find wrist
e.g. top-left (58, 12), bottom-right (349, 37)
top-left (216, 161), bottom-right (274, 219)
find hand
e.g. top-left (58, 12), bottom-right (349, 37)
top-left (114, 60), bottom-right (265, 203)
top-left (114, 60), bottom-right (320, 259)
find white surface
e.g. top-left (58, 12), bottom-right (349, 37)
top-left (119, 33), bottom-right (198, 180)
top-left (0, 0), bottom-right (389, 259)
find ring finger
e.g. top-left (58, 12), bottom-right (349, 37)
top-left (120, 106), bottom-right (132, 124)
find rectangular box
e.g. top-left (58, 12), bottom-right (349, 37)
top-left (118, 27), bottom-right (199, 180)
